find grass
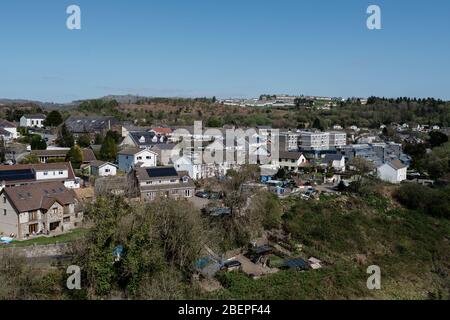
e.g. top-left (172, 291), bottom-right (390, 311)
top-left (8, 228), bottom-right (89, 247)
top-left (209, 191), bottom-right (450, 300)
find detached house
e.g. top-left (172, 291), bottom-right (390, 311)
top-left (0, 182), bottom-right (82, 240)
top-left (275, 151), bottom-right (308, 172)
top-left (117, 148), bottom-right (158, 172)
top-left (82, 161), bottom-right (118, 177)
top-left (377, 160), bottom-right (408, 184)
top-left (322, 154), bottom-right (346, 172)
top-left (20, 114), bottom-right (46, 128)
top-left (0, 119), bottom-right (19, 141)
top-left (134, 166), bottom-right (195, 201)
top-left (0, 162), bottom-right (80, 190)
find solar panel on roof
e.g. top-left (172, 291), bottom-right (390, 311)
top-left (146, 167), bottom-right (178, 178)
top-left (0, 169), bottom-right (35, 182)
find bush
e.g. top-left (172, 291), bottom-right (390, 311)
top-left (395, 184), bottom-right (450, 219)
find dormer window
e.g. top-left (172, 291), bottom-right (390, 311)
top-left (139, 136), bottom-right (146, 143)
top-left (182, 176), bottom-right (189, 183)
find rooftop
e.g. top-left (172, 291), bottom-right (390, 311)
top-left (2, 181), bottom-right (77, 213)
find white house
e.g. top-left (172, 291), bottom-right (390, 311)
top-left (0, 162), bottom-right (80, 191)
top-left (274, 151), bottom-right (308, 172)
top-left (19, 114), bottom-right (46, 128)
top-left (117, 148), bottom-right (158, 172)
top-left (377, 160), bottom-right (407, 184)
top-left (0, 119), bottom-right (19, 141)
top-left (322, 154), bottom-right (346, 172)
top-left (89, 161), bottom-right (118, 177)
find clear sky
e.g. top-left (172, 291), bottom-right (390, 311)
top-left (0, 0), bottom-right (449, 103)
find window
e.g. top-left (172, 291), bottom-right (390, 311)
top-left (29, 211), bottom-right (38, 221)
top-left (137, 156), bottom-right (142, 160)
top-left (105, 169), bottom-right (110, 173)
top-left (59, 171), bottom-right (64, 175)
top-left (146, 156), bottom-right (151, 160)
top-left (43, 172), bottom-right (49, 176)
top-left (63, 216), bottom-right (70, 223)
top-left (170, 179), bottom-right (176, 183)
top-left (3, 209), bottom-right (6, 216)
top-left (3, 196), bottom-right (6, 204)
top-left (53, 207), bottom-right (58, 214)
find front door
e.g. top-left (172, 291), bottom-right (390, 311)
top-left (29, 223), bottom-right (38, 234)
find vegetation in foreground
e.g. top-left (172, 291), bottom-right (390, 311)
top-left (1, 178), bottom-right (449, 300)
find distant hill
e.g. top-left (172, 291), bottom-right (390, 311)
top-left (0, 98), bottom-right (77, 109)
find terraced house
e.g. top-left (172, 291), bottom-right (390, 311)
top-left (0, 182), bottom-right (82, 240)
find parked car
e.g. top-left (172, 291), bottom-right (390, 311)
top-left (202, 207), bottom-right (231, 217)
top-left (195, 191), bottom-right (210, 199)
top-left (220, 260), bottom-right (242, 271)
top-left (208, 192), bottom-right (223, 200)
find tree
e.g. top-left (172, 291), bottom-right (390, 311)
top-left (100, 136), bottom-right (117, 162)
top-left (21, 154), bottom-right (40, 164)
top-left (77, 134), bottom-right (92, 148)
top-left (30, 135), bottom-right (47, 150)
top-left (66, 145), bottom-right (83, 168)
top-left (207, 117), bottom-right (223, 128)
top-left (43, 110), bottom-right (63, 127)
top-left (57, 124), bottom-right (74, 148)
top-left (94, 133), bottom-right (104, 145)
top-left (312, 118), bottom-right (324, 131)
top-left (71, 196), bottom-right (205, 299)
top-left (429, 131), bottom-right (448, 149)
top-left (105, 130), bottom-right (121, 144)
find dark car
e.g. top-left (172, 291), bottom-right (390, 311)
top-left (202, 207), bottom-right (232, 217)
top-left (208, 192), bottom-right (223, 200)
top-left (195, 191), bottom-right (209, 199)
top-left (220, 260), bottom-right (242, 271)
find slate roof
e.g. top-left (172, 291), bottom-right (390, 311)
top-left (65, 116), bottom-right (119, 133)
top-left (129, 131), bottom-right (168, 147)
top-left (118, 148), bottom-right (156, 156)
top-left (0, 162), bottom-right (76, 184)
top-left (23, 114), bottom-right (46, 120)
top-left (0, 119), bottom-right (16, 128)
top-left (387, 159), bottom-right (407, 170)
top-left (2, 181), bottom-right (77, 213)
top-left (323, 154), bottom-right (344, 163)
top-left (279, 151), bottom-right (305, 160)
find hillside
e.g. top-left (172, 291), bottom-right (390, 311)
top-left (210, 186), bottom-right (450, 300)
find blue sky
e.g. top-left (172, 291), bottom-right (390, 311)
top-left (0, 0), bottom-right (449, 103)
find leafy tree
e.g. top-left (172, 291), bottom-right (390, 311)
top-left (66, 145), bottom-right (83, 168)
top-left (94, 133), bottom-right (104, 145)
top-left (207, 117), bottom-right (223, 128)
top-left (43, 110), bottom-right (63, 127)
top-left (71, 196), bottom-right (205, 299)
top-left (30, 135), bottom-right (47, 150)
top-left (395, 184), bottom-right (450, 219)
top-left (105, 130), bottom-right (121, 144)
top-left (77, 134), bottom-right (92, 148)
top-left (21, 154), bottom-right (40, 164)
top-left (100, 136), bottom-right (118, 162)
top-left (429, 131), bottom-right (449, 149)
top-left (57, 124), bottom-right (74, 148)
top-left (312, 118), bottom-right (324, 131)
